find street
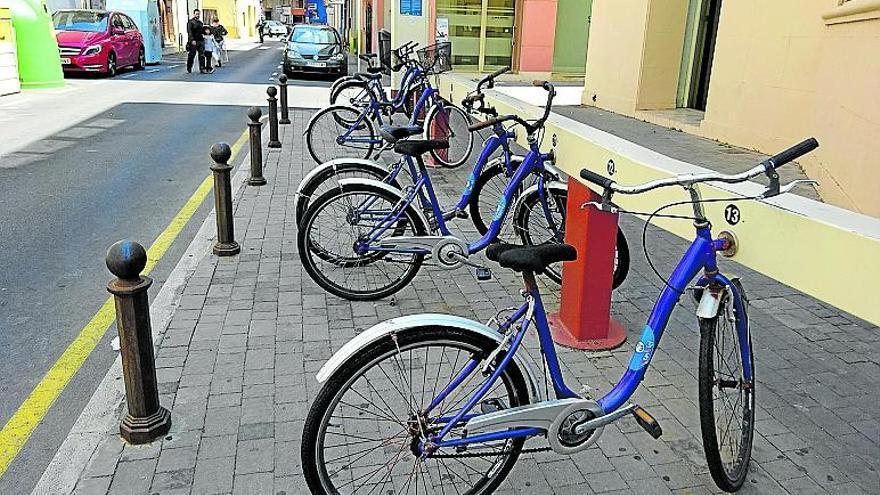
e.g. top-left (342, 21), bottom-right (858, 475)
top-left (0, 39), bottom-right (332, 494)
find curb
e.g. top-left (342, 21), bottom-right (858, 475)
top-left (30, 132), bottom-right (262, 495)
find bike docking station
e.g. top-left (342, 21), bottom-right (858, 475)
top-left (548, 179), bottom-right (627, 350)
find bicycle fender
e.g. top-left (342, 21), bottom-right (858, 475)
top-left (294, 159), bottom-right (387, 223)
top-left (315, 314), bottom-right (540, 399)
top-left (510, 180), bottom-right (568, 221)
top-left (334, 177), bottom-right (432, 231)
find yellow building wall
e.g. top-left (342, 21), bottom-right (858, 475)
top-left (582, 0), bottom-right (880, 218)
top-left (203, 0), bottom-right (254, 38)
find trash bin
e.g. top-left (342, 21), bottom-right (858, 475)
top-left (378, 28), bottom-right (390, 74)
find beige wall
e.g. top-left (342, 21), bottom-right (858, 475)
top-left (582, 0), bottom-right (880, 218)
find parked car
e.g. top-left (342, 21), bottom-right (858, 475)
top-left (52, 9), bottom-right (145, 77)
top-left (283, 24), bottom-right (347, 78)
top-left (262, 20), bottom-right (288, 38)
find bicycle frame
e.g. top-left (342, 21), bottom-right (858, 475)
top-left (358, 134), bottom-right (553, 256)
top-left (420, 222), bottom-right (752, 451)
top-left (337, 80), bottom-right (436, 148)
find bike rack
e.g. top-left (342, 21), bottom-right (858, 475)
top-left (547, 178), bottom-right (627, 350)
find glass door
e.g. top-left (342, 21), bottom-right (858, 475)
top-left (436, 0), bottom-right (515, 72)
top-left (482, 0), bottom-right (514, 70)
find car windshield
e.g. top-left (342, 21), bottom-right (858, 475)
top-left (290, 27), bottom-right (336, 44)
top-left (52, 11), bottom-right (109, 32)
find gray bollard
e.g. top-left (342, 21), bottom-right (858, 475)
top-left (267, 86), bottom-right (281, 148)
top-left (210, 143), bottom-right (241, 256)
top-left (247, 107), bottom-right (266, 186)
top-left (278, 74), bottom-right (291, 125)
top-left (106, 240), bottom-right (172, 444)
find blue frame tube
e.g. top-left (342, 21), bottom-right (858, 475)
top-left (453, 133), bottom-right (510, 210)
top-left (425, 358), bottom-right (480, 414)
top-left (433, 428), bottom-right (543, 450)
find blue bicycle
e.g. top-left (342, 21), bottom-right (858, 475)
top-left (300, 138), bottom-right (819, 493)
top-left (305, 42), bottom-right (473, 167)
top-left (297, 82), bottom-right (627, 299)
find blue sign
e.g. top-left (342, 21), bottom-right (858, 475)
top-left (400, 0), bottom-right (422, 16)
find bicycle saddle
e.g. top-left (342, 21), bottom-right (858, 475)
top-left (380, 124), bottom-right (423, 144)
top-left (486, 243), bottom-right (577, 273)
top-left (393, 139), bottom-right (449, 156)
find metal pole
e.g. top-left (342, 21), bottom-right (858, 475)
top-left (106, 240), bottom-right (171, 444)
top-left (210, 143), bottom-right (241, 256)
top-left (247, 107), bottom-right (267, 186)
top-left (267, 86), bottom-right (282, 148)
top-left (278, 74), bottom-right (291, 125)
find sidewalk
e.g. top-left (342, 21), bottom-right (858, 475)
top-left (34, 108), bottom-right (879, 495)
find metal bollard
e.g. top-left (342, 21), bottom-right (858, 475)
top-left (210, 143), bottom-right (241, 256)
top-left (106, 240), bottom-right (172, 444)
top-left (278, 74), bottom-right (291, 125)
top-left (247, 107), bottom-right (266, 186)
top-left (267, 86), bottom-right (282, 148)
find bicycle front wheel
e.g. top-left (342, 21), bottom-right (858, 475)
top-left (425, 104), bottom-right (474, 168)
top-left (468, 159), bottom-right (526, 243)
top-left (302, 325), bottom-right (531, 495)
top-left (306, 105), bottom-right (377, 164)
top-left (330, 80), bottom-right (377, 110)
top-left (698, 283), bottom-right (755, 492)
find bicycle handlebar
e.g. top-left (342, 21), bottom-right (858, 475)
top-left (466, 81), bottom-right (556, 135)
top-left (579, 138), bottom-right (819, 195)
top-left (477, 66), bottom-right (510, 91)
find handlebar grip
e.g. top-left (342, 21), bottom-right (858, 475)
top-left (766, 138), bottom-right (819, 169)
top-left (580, 169), bottom-right (615, 190)
top-left (490, 66), bottom-right (510, 79)
top-left (469, 116), bottom-right (504, 132)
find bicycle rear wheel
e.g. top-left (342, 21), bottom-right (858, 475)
top-left (295, 162), bottom-right (399, 228)
top-left (301, 325), bottom-right (530, 495)
top-left (425, 104), bottom-right (473, 168)
top-left (306, 105), bottom-right (377, 164)
top-left (698, 284), bottom-right (755, 492)
top-left (330, 80), bottom-right (377, 109)
top-left (297, 183), bottom-right (427, 300)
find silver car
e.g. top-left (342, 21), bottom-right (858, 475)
top-left (263, 20), bottom-right (288, 38)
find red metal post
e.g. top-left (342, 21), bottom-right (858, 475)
top-left (548, 178), bottom-right (627, 350)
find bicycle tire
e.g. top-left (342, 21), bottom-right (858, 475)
top-left (425, 104), bottom-right (474, 168)
top-left (295, 162), bottom-right (400, 228)
top-left (330, 79), bottom-right (379, 109)
top-left (698, 285), bottom-right (755, 492)
top-left (513, 186), bottom-right (630, 289)
top-left (298, 182), bottom-right (427, 300)
top-left (306, 105), bottom-right (377, 165)
top-left (302, 325), bottom-right (530, 495)
top-left (468, 159), bottom-right (525, 243)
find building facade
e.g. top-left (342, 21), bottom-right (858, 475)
top-left (582, 0), bottom-right (880, 217)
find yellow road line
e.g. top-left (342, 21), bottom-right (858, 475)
top-left (0, 129), bottom-right (250, 478)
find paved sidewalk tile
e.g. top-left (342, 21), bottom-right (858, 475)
top-left (64, 108), bottom-right (879, 495)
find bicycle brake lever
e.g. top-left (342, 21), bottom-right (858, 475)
top-left (759, 179), bottom-right (818, 199)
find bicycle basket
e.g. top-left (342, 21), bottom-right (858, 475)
top-left (417, 42), bottom-right (452, 75)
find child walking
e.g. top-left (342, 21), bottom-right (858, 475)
top-left (211, 17), bottom-right (228, 67)
top-left (202, 26), bottom-right (216, 73)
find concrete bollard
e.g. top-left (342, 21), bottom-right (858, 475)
top-left (278, 74), bottom-right (291, 125)
top-left (210, 143), bottom-right (241, 256)
top-left (247, 107), bottom-right (266, 186)
top-left (106, 240), bottom-right (171, 444)
top-left (267, 86), bottom-right (281, 148)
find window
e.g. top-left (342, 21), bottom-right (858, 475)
top-left (52, 11), bottom-right (110, 32)
top-left (112, 15), bottom-right (125, 31)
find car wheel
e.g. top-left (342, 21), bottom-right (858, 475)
top-left (136, 47), bottom-right (145, 70)
top-left (106, 52), bottom-right (117, 77)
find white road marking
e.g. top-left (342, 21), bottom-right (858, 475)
top-left (147, 69), bottom-right (160, 73)
top-left (272, 72), bottom-right (278, 76)
top-left (258, 46), bottom-right (271, 50)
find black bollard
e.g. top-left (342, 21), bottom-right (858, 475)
top-left (267, 86), bottom-right (281, 148)
top-left (106, 240), bottom-right (172, 444)
top-left (247, 107), bottom-right (266, 186)
top-left (278, 74), bottom-right (291, 125)
top-left (210, 143), bottom-right (241, 256)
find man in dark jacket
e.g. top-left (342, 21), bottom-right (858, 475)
top-left (186, 9), bottom-right (206, 73)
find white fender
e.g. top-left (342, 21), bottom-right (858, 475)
top-left (511, 180), bottom-right (568, 222)
top-left (315, 314), bottom-right (541, 399)
top-left (294, 159), bottom-right (389, 223)
top-left (334, 177), bottom-right (431, 231)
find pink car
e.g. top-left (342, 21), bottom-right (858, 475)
top-left (53, 10), bottom-right (145, 77)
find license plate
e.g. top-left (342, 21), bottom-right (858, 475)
top-left (306, 61), bottom-right (326, 68)
top-left (60, 58), bottom-right (71, 65)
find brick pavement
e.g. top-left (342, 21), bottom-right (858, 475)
top-left (62, 108), bottom-right (878, 495)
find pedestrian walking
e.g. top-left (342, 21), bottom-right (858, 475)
top-left (211, 17), bottom-right (228, 67)
top-left (186, 9), bottom-right (206, 73)
top-left (202, 26), bottom-right (216, 73)
top-left (256, 18), bottom-right (265, 44)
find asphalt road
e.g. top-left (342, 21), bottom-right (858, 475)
top-left (0, 39), bottom-right (335, 494)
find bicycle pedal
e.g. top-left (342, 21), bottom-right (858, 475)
top-left (632, 406), bottom-right (662, 439)
top-left (475, 267), bottom-right (492, 281)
